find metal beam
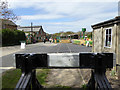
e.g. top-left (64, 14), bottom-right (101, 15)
top-left (15, 53), bottom-right (115, 69)
top-left (15, 52), bottom-right (115, 90)
top-left (48, 53), bottom-right (79, 67)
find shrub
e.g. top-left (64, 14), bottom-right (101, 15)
top-left (0, 30), bottom-right (2, 47)
top-left (2, 29), bottom-right (26, 46)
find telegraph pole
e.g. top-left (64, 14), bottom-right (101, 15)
top-left (31, 22), bottom-right (33, 43)
top-left (31, 22), bottom-right (33, 32)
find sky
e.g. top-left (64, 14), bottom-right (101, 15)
top-left (1, 0), bottom-right (119, 34)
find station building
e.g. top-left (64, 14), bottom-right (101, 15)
top-left (18, 26), bottom-right (46, 43)
top-left (92, 16), bottom-right (120, 79)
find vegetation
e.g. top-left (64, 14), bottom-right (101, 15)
top-left (52, 31), bottom-right (92, 39)
top-left (2, 69), bottom-right (50, 89)
top-left (110, 70), bottom-right (116, 76)
top-left (52, 31), bottom-right (74, 38)
top-left (2, 29), bottom-right (26, 46)
top-left (81, 84), bottom-right (88, 90)
top-left (0, 1), bottom-right (19, 22)
top-left (73, 40), bottom-right (81, 44)
top-left (72, 39), bottom-right (92, 46)
top-left (85, 41), bottom-right (93, 45)
top-left (86, 32), bottom-right (92, 39)
top-left (2, 69), bottom-right (21, 88)
top-left (49, 85), bottom-right (71, 88)
top-left (36, 69), bottom-right (50, 86)
top-left (0, 30), bottom-right (2, 47)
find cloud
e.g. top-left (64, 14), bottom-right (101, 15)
top-left (1, 0), bottom-right (119, 9)
top-left (21, 14), bottom-right (65, 20)
top-left (34, 11), bottom-right (117, 33)
top-left (18, 2), bottom-right (117, 20)
top-left (2, 0), bottom-right (118, 33)
top-left (1, 0), bottom-right (119, 2)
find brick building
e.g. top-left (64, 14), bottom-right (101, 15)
top-left (18, 26), bottom-right (46, 43)
top-left (0, 19), bottom-right (17, 30)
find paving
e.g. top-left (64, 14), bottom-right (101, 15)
top-left (1, 42), bottom-right (91, 67)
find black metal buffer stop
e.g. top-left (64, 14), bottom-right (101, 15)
top-left (14, 53), bottom-right (113, 90)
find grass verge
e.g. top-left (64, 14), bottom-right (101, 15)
top-left (1, 69), bottom-right (50, 89)
top-left (2, 69), bottom-right (21, 88)
top-left (81, 84), bottom-right (88, 90)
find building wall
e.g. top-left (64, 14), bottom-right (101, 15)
top-left (39, 28), bottom-right (46, 40)
top-left (20, 27), bottom-right (46, 43)
top-left (92, 28), bottom-right (102, 53)
top-left (102, 25), bottom-right (116, 53)
top-left (118, 24), bottom-right (120, 64)
top-left (117, 23), bottom-right (120, 78)
top-left (92, 24), bottom-right (118, 68)
top-left (92, 18), bottom-right (120, 79)
top-left (93, 24), bottom-right (117, 53)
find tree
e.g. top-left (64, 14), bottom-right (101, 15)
top-left (0, 1), bottom-right (19, 22)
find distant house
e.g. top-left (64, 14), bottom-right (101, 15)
top-left (69, 34), bottom-right (79, 39)
top-left (92, 16), bottom-right (120, 79)
top-left (60, 34), bottom-right (79, 39)
top-left (0, 19), bottom-right (17, 30)
top-left (18, 26), bottom-right (46, 43)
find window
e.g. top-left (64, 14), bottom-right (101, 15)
top-left (105, 28), bottom-right (112, 48)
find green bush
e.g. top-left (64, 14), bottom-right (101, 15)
top-left (2, 29), bottom-right (26, 46)
top-left (73, 40), bottom-right (80, 44)
top-left (0, 30), bottom-right (2, 47)
top-left (85, 41), bottom-right (93, 45)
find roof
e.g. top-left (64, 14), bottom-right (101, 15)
top-left (20, 26), bottom-right (42, 28)
top-left (91, 16), bottom-right (120, 29)
top-left (0, 19), bottom-right (17, 26)
top-left (18, 26), bottom-right (42, 32)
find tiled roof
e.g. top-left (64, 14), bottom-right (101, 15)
top-left (18, 26), bottom-right (42, 32)
top-left (0, 19), bottom-right (17, 26)
top-left (92, 16), bottom-right (120, 29)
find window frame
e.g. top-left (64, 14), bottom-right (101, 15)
top-left (104, 27), bottom-right (112, 48)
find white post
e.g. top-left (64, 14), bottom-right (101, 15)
top-left (21, 41), bottom-right (26, 49)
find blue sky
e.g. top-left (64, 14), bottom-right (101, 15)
top-left (2, 0), bottom-right (119, 34)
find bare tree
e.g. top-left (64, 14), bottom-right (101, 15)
top-left (0, 1), bottom-right (20, 22)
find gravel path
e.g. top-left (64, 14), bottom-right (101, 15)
top-left (45, 43), bottom-right (92, 88)
top-left (46, 69), bottom-right (91, 88)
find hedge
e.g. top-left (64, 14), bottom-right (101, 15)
top-left (73, 40), bottom-right (80, 44)
top-left (2, 29), bottom-right (26, 46)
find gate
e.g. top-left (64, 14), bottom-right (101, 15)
top-left (14, 53), bottom-right (114, 90)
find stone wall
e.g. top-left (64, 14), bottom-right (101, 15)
top-left (93, 24), bottom-right (117, 53)
top-left (93, 28), bottom-right (102, 52)
top-left (93, 23), bottom-right (120, 79)
top-left (117, 23), bottom-right (120, 79)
